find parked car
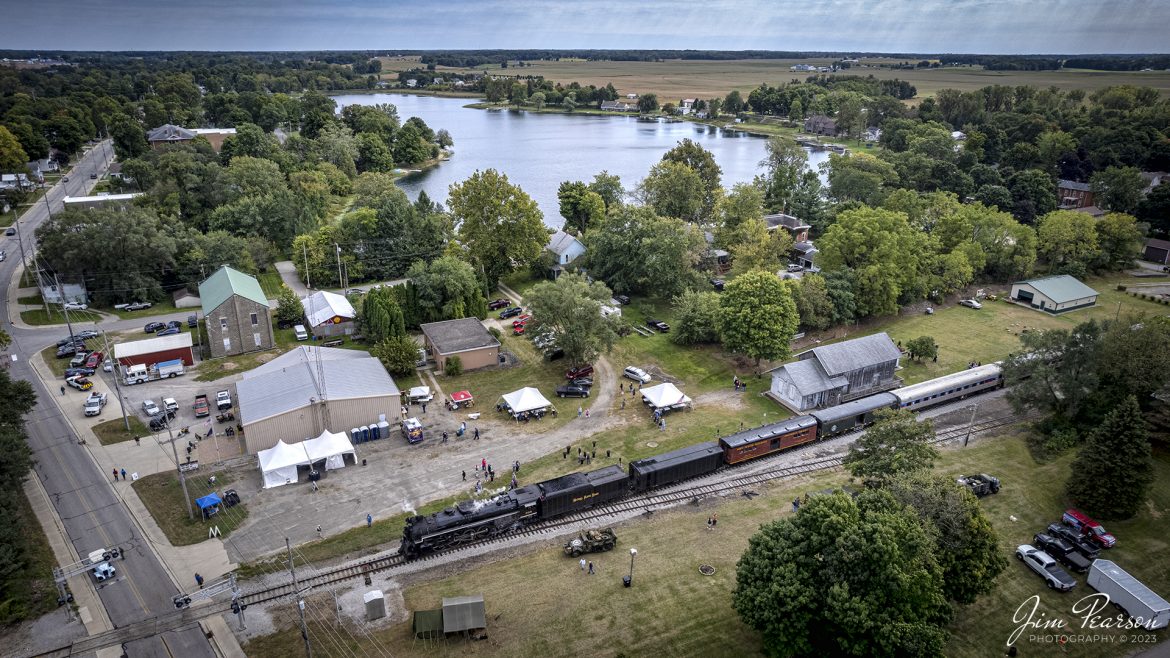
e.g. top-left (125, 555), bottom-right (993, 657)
top-left (294, 324), bottom-right (309, 341)
top-left (102, 359), bottom-right (113, 372)
top-left (56, 345), bottom-right (81, 358)
top-left (1046, 523), bottom-right (1101, 560)
top-left (512, 324), bottom-right (527, 336)
top-left (156, 327), bottom-right (180, 337)
top-left (89, 172), bottom-right (97, 179)
top-left (786, 263), bottom-right (804, 273)
top-left (62, 176), bottom-right (69, 182)
top-left (166, 320), bottom-right (183, 330)
top-left (84, 392), bottom-right (107, 417)
top-left (84, 351), bottom-right (104, 369)
top-left (345, 288), bottom-right (365, 296)
top-left (1016, 544), bottom-right (1077, 591)
top-left (124, 302), bottom-right (152, 311)
top-left (4, 227), bottom-right (15, 236)
top-left (1062, 508), bottom-right (1116, 548)
top-left (710, 278), bottom-right (725, 292)
top-left (623, 366), bottom-right (652, 383)
top-left (613, 295), bottom-right (630, 305)
top-left (499, 306), bottom-right (523, 319)
top-left (959, 299), bottom-right (983, 309)
top-left (63, 302), bottom-right (88, 311)
top-left (556, 385), bottom-right (590, 398)
top-left (57, 336), bottom-right (87, 347)
top-left (0, 251), bottom-right (5, 262)
top-left (65, 376), bottom-right (93, 391)
top-left (149, 415), bottom-right (170, 431)
top-left (512, 314), bottom-right (532, 327)
top-left (566, 364), bottom-right (594, 379)
top-left (646, 318), bottom-right (670, 332)
top-left (488, 298), bottom-right (511, 310)
top-left (144, 321), bottom-right (166, 333)
top-left (570, 377), bottom-right (594, 388)
top-left (64, 366), bottom-right (96, 378)
top-left (533, 333), bottom-right (556, 349)
top-left (187, 314), bottom-right (199, 328)
top-left (544, 348), bottom-right (565, 361)
top-left (163, 397), bottom-right (179, 413)
top-left (142, 399), bottom-right (160, 416)
top-left (69, 352), bottom-right (91, 368)
top-left (1033, 533), bottom-right (1093, 573)
top-left (75, 329), bottom-right (99, 340)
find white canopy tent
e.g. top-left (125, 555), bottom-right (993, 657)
top-left (303, 430), bottom-right (356, 471)
top-left (258, 432), bottom-right (357, 488)
top-left (258, 440), bottom-right (308, 489)
top-left (641, 382), bottom-right (693, 411)
top-left (500, 387), bottom-right (552, 414)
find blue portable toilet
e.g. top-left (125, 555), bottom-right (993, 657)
top-left (370, 422), bottom-right (381, 441)
top-left (360, 425), bottom-right (371, 442)
top-left (377, 420), bottom-right (390, 440)
top-left (351, 427), bottom-right (362, 444)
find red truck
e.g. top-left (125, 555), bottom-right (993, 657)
top-left (1063, 508), bottom-right (1116, 548)
top-left (193, 394), bottom-right (210, 418)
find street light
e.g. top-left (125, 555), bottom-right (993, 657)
top-left (624, 547), bottom-right (637, 588)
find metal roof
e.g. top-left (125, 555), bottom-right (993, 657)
top-left (1091, 560), bottom-right (1170, 616)
top-left (809, 392), bottom-right (898, 425)
top-left (242, 345), bottom-right (366, 379)
top-left (238, 351), bottom-right (398, 424)
top-left (763, 213), bottom-right (810, 231)
top-left (198, 266), bottom-right (269, 316)
top-left (547, 230), bottom-right (585, 256)
top-left (1058, 179), bottom-right (1092, 192)
top-left (773, 359), bottom-right (848, 396)
top-left (720, 415), bottom-right (817, 449)
top-left (146, 124), bottom-right (196, 142)
top-left (301, 291), bottom-right (356, 327)
top-left (1014, 275), bottom-right (1099, 304)
top-left (421, 318), bottom-right (500, 355)
top-left (442, 595), bottom-right (486, 633)
top-left (799, 332), bottom-right (901, 377)
top-left (113, 333), bottom-right (193, 360)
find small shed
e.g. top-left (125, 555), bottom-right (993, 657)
top-left (1144, 238), bottom-right (1170, 265)
top-left (420, 318), bottom-right (501, 371)
top-left (1010, 275), bottom-right (1099, 314)
top-left (442, 595), bottom-right (486, 634)
top-left (301, 291), bottom-right (357, 337)
top-left (114, 333), bottom-right (195, 367)
top-left (412, 609), bottom-right (444, 639)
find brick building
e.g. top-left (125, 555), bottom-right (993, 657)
top-left (199, 266), bottom-right (274, 358)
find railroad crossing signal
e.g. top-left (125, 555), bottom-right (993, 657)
top-left (172, 572), bottom-right (247, 630)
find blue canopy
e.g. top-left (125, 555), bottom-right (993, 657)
top-left (196, 493), bottom-right (222, 510)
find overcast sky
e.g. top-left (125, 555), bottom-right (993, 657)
top-left (7, 0), bottom-right (1168, 54)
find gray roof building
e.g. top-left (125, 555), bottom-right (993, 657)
top-left (1010, 275), bottom-right (1099, 314)
top-left (1058, 179), bottom-right (1092, 192)
top-left (771, 332), bottom-right (902, 412)
top-left (420, 318), bottom-right (501, 371)
top-left (146, 124), bottom-right (197, 143)
top-left (798, 332), bottom-right (902, 377)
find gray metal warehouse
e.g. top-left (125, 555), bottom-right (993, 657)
top-left (236, 346), bottom-right (399, 454)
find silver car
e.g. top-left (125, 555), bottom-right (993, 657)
top-left (142, 399), bottom-right (160, 416)
top-left (1016, 544), bottom-right (1076, 591)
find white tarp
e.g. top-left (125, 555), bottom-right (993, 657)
top-left (303, 430), bottom-right (356, 471)
top-left (408, 386), bottom-right (432, 401)
top-left (641, 382), bottom-right (693, 410)
top-left (258, 440), bottom-right (308, 489)
top-left (501, 387), bottom-right (552, 414)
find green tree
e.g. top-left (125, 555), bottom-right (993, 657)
top-left (360, 286), bottom-right (407, 343)
top-left (843, 409), bottom-right (939, 488)
top-left (557, 181), bottom-right (605, 235)
top-left (391, 122), bottom-right (432, 166)
top-left (662, 139), bottom-right (723, 219)
top-left (588, 171), bottom-right (624, 210)
top-left (715, 182), bottom-right (765, 244)
top-left (1135, 183), bottom-right (1170, 235)
top-left (905, 336), bottom-right (938, 361)
top-left (791, 274), bottom-right (835, 331)
top-left (525, 273), bottom-right (618, 366)
top-left (372, 335), bottom-right (420, 375)
top-left (637, 160), bottom-right (707, 222)
top-left (637, 93), bottom-right (659, 113)
top-left (733, 490), bottom-right (950, 658)
top-left (1094, 212), bottom-right (1143, 270)
top-left (756, 136), bottom-right (808, 213)
top-left (529, 92), bottom-right (546, 110)
top-left (1090, 166), bottom-right (1146, 214)
top-left (218, 122), bottom-right (278, 163)
top-left (718, 270), bottom-right (799, 365)
top-left (355, 132), bottom-right (395, 173)
top-left (728, 218), bottom-right (793, 276)
top-left (1036, 210), bottom-right (1099, 272)
top-left (0, 126), bottom-right (29, 173)
top-left (723, 90), bottom-right (745, 114)
top-left (1094, 318), bottom-right (1170, 413)
top-left (1010, 169), bottom-right (1057, 224)
top-left (788, 171), bottom-right (829, 236)
top-left (1066, 396), bottom-right (1153, 520)
top-left (670, 289), bottom-right (722, 345)
top-left (108, 113), bottom-right (148, 159)
top-left (449, 169), bottom-right (548, 289)
top-left (406, 255), bottom-right (488, 323)
top-left (888, 473), bottom-right (1008, 605)
top-left (582, 205), bottom-right (706, 298)
top-left (825, 152), bottom-right (899, 206)
top-left (1003, 320), bottom-right (1102, 420)
top-left (274, 284), bottom-right (304, 326)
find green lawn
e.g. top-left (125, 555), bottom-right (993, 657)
top-left (20, 308), bottom-right (71, 326)
top-left (99, 299), bottom-right (182, 320)
top-left (131, 468), bottom-right (248, 547)
top-left (256, 271), bottom-right (285, 298)
top-left (16, 294), bottom-right (42, 305)
top-left (92, 417), bottom-right (149, 446)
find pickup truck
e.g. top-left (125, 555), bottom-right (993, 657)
top-left (215, 390), bottom-right (232, 410)
top-left (84, 392), bottom-right (107, 417)
top-left (193, 394), bottom-right (210, 418)
top-left (87, 548), bottom-right (117, 583)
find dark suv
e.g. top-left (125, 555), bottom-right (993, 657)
top-left (646, 318), bottom-right (670, 332)
top-left (144, 321), bottom-right (166, 333)
top-left (1033, 532), bottom-right (1092, 573)
top-left (488, 298), bottom-right (511, 310)
top-left (1046, 523), bottom-right (1101, 561)
top-left (499, 306), bottom-right (523, 319)
top-left (556, 385), bottom-right (590, 398)
top-left (565, 364), bottom-right (594, 379)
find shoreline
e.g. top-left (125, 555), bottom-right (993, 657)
top-left (327, 88), bottom-right (482, 99)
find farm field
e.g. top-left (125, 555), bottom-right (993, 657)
top-left (241, 433), bottom-right (1170, 658)
top-left (382, 56), bottom-right (1170, 101)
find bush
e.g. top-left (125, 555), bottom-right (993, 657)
top-left (1117, 285), bottom-right (1127, 291)
top-left (488, 326), bottom-right (501, 340)
top-left (444, 355), bottom-right (463, 376)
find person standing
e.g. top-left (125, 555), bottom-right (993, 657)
top-left (421, 401), bottom-right (427, 414)
top-left (580, 558), bottom-right (586, 572)
top-left (120, 468), bottom-right (126, 481)
top-left (474, 427), bottom-right (480, 440)
top-left (60, 386), bottom-right (66, 396)
top-left (712, 513), bottom-right (718, 529)
top-left (462, 470), bottom-right (466, 481)
top-left (482, 457), bottom-right (487, 470)
top-left (195, 573), bottom-right (204, 588)
top-left (588, 561), bottom-right (595, 575)
top-left (366, 513), bottom-right (373, 528)
top-left (112, 468), bottom-right (118, 481)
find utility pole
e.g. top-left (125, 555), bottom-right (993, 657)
top-left (963, 403), bottom-right (979, 447)
top-left (165, 416), bottom-right (194, 520)
top-left (13, 216), bottom-right (30, 272)
top-left (43, 190), bottom-right (53, 221)
top-left (100, 329), bottom-right (131, 431)
top-left (334, 243), bottom-right (343, 291)
top-left (52, 272), bottom-right (76, 344)
top-left (287, 537), bottom-right (313, 658)
top-left (303, 242), bottom-right (311, 289)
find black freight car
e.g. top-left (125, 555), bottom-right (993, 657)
top-left (629, 442), bottom-right (723, 492)
top-left (809, 392), bottom-right (898, 437)
top-left (537, 465), bottom-right (627, 518)
top-left (719, 415), bottom-right (818, 465)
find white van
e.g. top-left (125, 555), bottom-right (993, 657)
top-left (294, 324), bottom-right (309, 341)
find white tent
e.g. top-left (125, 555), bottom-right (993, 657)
top-left (641, 382), bottom-right (693, 410)
top-left (501, 387), bottom-right (552, 414)
top-left (303, 430), bottom-right (356, 471)
top-left (258, 440), bottom-right (309, 489)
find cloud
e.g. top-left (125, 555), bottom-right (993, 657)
top-left (5, 0), bottom-right (1169, 53)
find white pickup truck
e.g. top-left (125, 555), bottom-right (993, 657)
top-left (215, 390), bottom-right (232, 410)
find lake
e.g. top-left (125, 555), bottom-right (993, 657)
top-left (331, 93), bottom-right (829, 228)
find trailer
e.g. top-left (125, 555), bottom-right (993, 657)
top-left (1087, 560), bottom-right (1170, 630)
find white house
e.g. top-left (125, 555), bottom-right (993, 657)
top-left (1010, 275), bottom-right (1098, 314)
top-left (546, 230), bottom-right (587, 278)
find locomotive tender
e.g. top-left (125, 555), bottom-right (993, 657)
top-left (399, 363), bottom-right (1003, 559)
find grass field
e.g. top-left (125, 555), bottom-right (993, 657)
top-left (241, 431), bottom-right (1170, 658)
top-left (256, 271), bottom-right (285, 298)
top-left (92, 417), bottom-right (149, 446)
top-left (0, 487), bottom-right (58, 625)
top-left (132, 468), bottom-right (248, 546)
top-left (415, 58), bottom-right (1170, 102)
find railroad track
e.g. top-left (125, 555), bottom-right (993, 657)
top-left (33, 404), bottom-right (1029, 657)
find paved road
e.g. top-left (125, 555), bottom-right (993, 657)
top-left (6, 142), bottom-right (215, 658)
